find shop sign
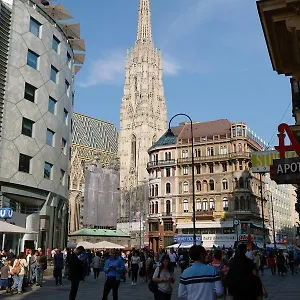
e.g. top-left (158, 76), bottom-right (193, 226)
top-left (0, 208), bottom-right (13, 219)
top-left (273, 157), bottom-right (300, 184)
top-left (173, 235), bottom-right (202, 243)
top-left (202, 234), bottom-right (236, 241)
top-left (239, 234), bottom-right (263, 242)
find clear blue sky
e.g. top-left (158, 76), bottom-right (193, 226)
top-left (64, 0), bottom-right (292, 147)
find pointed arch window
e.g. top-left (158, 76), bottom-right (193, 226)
top-left (203, 180), bottom-right (208, 192)
top-left (131, 135), bottom-right (137, 168)
top-left (196, 199), bottom-right (201, 211)
top-left (209, 180), bottom-right (215, 191)
top-left (155, 184), bottom-right (158, 196)
top-left (196, 180), bottom-right (201, 192)
top-left (166, 183), bottom-right (171, 194)
top-left (166, 200), bottom-right (171, 214)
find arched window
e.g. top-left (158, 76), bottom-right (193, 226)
top-left (131, 134), bottom-right (137, 167)
top-left (203, 199), bottom-right (208, 211)
top-left (239, 177), bottom-right (244, 189)
top-left (155, 184), bottom-right (158, 196)
top-left (166, 183), bottom-right (171, 194)
top-left (234, 178), bottom-right (238, 189)
top-left (203, 180), bottom-right (208, 192)
top-left (209, 199), bottom-right (215, 211)
top-left (238, 143), bottom-right (242, 152)
top-left (149, 203), bottom-right (152, 214)
top-left (240, 196), bottom-right (245, 210)
top-left (196, 180), bottom-right (201, 192)
top-left (152, 202), bottom-right (155, 214)
top-left (209, 180), bottom-right (215, 191)
top-left (166, 200), bottom-right (171, 214)
top-left (183, 200), bottom-right (189, 212)
top-left (235, 197), bottom-right (239, 210)
top-left (196, 199), bottom-right (201, 211)
top-left (183, 181), bottom-right (188, 193)
top-left (155, 201), bottom-right (158, 214)
top-left (222, 179), bottom-right (228, 190)
top-left (245, 178), bottom-right (249, 189)
top-left (246, 196), bottom-right (250, 211)
top-left (223, 198), bottom-right (229, 211)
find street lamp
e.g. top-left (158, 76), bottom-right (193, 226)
top-left (264, 190), bottom-right (277, 251)
top-left (166, 113), bottom-right (196, 245)
top-left (259, 173), bottom-right (266, 249)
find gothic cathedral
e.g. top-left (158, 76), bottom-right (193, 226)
top-left (118, 0), bottom-right (167, 218)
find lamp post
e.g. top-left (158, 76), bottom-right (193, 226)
top-left (259, 173), bottom-right (266, 249)
top-left (166, 113), bottom-right (196, 245)
top-left (264, 190), bottom-right (277, 251)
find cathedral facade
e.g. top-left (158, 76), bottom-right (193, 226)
top-left (118, 0), bottom-right (167, 223)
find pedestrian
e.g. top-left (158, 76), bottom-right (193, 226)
top-left (168, 249), bottom-right (177, 272)
top-left (130, 250), bottom-right (140, 286)
top-left (0, 260), bottom-right (10, 293)
top-left (288, 250), bottom-right (295, 275)
top-left (92, 251), bottom-right (101, 280)
top-left (152, 254), bottom-right (174, 300)
top-left (53, 249), bottom-right (64, 286)
top-left (102, 249), bottom-right (125, 300)
top-left (36, 248), bottom-right (47, 287)
top-left (178, 245), bottom-right (223, 300)
top-left (277, 251), bottom-right (285, 276)
top-left (68, 246), bottom-right (85, 300)
top-left (11, 252), bottom-right (28, 295)
top-left (267, 252), bottom-right (276, 275)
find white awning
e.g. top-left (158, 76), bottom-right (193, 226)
top-left (76, 241), bottom-right (95, 249)
top-left (177, 221), bottom-right (233, 229)
top-left (93, 241), bottom-right (125, 249)
top-left (0, 220), bottom-right (37, 234)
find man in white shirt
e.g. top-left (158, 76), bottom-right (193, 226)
top-left (169, 249), bottom-right (177, 272)
top-left (178, 245), bottom-right (223, 300)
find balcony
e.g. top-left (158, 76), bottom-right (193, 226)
top-left (177, 152), bottom-right (250, 164)
top-left (195, 210), bottom-right (214, 220)
top-left (147, 159), bottom-right (176, 169)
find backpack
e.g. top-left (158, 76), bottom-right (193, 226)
top-left (148, 269), bottom-right (161, 294)
top-left (12, 259), bottom-right (21, 275)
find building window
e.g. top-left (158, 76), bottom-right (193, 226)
top-left (19, 154), bottom-right (32, 173)
top-left (223, 198), bottom-right (229, 211)
top-left (165, 152), bottom-right (171, 160)
top-left (222, 163), bottom-right (227, 172)
top-left (166, 168), bottom-right (171, 177)
top-left (235, 197), bottom-right (239, 210)
top-left (155, 201), bottom-right (158, 214)
top-left (166, 200), bottom-right (171, 214)
top-left (196, 199), bottom-right (201, 211)
top-left (196, 165), bottom-right (201, 174)
top-left (209, 164), bottom-right (214, 173)
top-left (239, 177), bottom-right (244, 188)
top-left (196, 180), bottom-right (201, 192)
top-left (52, 35), bottom-right (60, 52)
top-left (183, 200), bottom-right (189, 213)
top-left (48, 97), bottom-right (56, 114)
top-left (207, 147), bottom-right (214, 156)
top-left (238, 143), bottom-right (242, 152)
top-left (60, 169), bottom-right (65, 185)
top-left (209, 180), bottom-right (215, 191)
top-left (67, 51), bottom-right (72, 68)
top-left (203, 199), bottom-right (208, 211)
top-left (44, 162), bottom-right (53, 179)
top-left (29, 17), bottom-right (41, 37)
top-left (222, 179), bottom-right (228, 190)
top-left (239, 160), bottom-right (243, 170)
top-left (155, 184), bottom-right (158, 196)
top-left (166, 183), bottom-right (171, 194)
top-left (182, 150), bottom-right (188, 158)
top-left (65, 80), bottom-right (70, 96)
top-left (183, 166), bottom-right (188, 175)
top-left (246, 196), bottom-right (250, 211)
top-left (209, 199), bottom-right (215, 211)
top-left (237, 126), bottom-right (243, 137)
top-left (27, 50), bottom-right (39, 69)
top-left (22, 118), bottom-right (34, 137)
top-left (64, 109), bottom-right (69, 125)
top-left (164, 221), bottom-right (173, 231)
top-left (233, 144), bottom-right (237, 152)
top-left (50, 65), bottom-right (58, 83)
top-left (195, 149), bottom-right (201, 157)
top-left (202, 180), bottom-right (208, 192)
top-left (183, 181), bottom-right (188, 193)
top-left (24, 83), bottom-right (37, 102)
top-left (240, 196), bottom-right (245, 210)
top-left (61, 138), bottom-right (67, 154)
top-left (46, 129), bottom-right (54, 146)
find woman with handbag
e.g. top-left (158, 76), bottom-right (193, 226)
top-left (11, 252), bottom-right (28, 295)
top-left (152, 255), bottom-right (174, 300)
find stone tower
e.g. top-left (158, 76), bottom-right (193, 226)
top-left (118, 0), bottom-right (167, 219)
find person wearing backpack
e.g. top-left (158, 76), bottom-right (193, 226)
top-left (11, 252), bottom-right (28, 295)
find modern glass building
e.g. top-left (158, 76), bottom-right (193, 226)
top-left (0, 0), bottom-right (85, 252)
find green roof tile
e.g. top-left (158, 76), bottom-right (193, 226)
top-left (69, 228), bottom-right (129, 237)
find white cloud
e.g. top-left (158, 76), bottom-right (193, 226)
top-left (79, 50), bottom-right (180, 87)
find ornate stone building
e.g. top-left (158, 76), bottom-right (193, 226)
top-left (69, 113), bottom-right (118, 233)
top-left (118, 0), bottom-right (167, 223)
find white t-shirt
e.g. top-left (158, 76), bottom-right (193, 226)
top-left (131, 256), bottom-right (140, 265)
top-left (169, 253), bottom-right (177, 263)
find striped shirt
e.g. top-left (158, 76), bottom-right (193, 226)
top-left (178, 263), bottom-right (223, 300)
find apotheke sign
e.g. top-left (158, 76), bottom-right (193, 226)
top-left (273, 157), bottom-right (300, 184)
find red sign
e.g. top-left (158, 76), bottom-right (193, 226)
top-left (274, 123), bottom-right (300, 158)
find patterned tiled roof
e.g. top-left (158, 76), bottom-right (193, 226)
top-left (72, 113), bottom-right (118, 154)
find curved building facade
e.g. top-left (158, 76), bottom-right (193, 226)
top-left (0, 0), bottom-right (85, 252)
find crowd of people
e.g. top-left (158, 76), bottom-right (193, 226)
top-left (0, 244), bottom-right (299, 299)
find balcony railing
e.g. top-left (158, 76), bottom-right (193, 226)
top-left (147, 159), bottom-right (176, 169)
top-left (195, 210), bottom-right (214, 216)
top-left (177, 152), bottom-right (250, 164)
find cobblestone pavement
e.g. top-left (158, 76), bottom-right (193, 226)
top-left (0, 267), bottom-right (300, 299)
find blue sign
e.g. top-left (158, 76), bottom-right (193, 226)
top-left (0, 208), bottom-right (13, 220)
top-left (174, 235), bottom-right (202, 244)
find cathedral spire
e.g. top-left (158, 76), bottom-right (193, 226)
top-left (136, 0), bottom-right (153, 44)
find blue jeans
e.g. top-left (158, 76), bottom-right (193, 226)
top-left (12, 274), bottom-right (24, 292)
top-left (36, 267), bottom-right (44, 285)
